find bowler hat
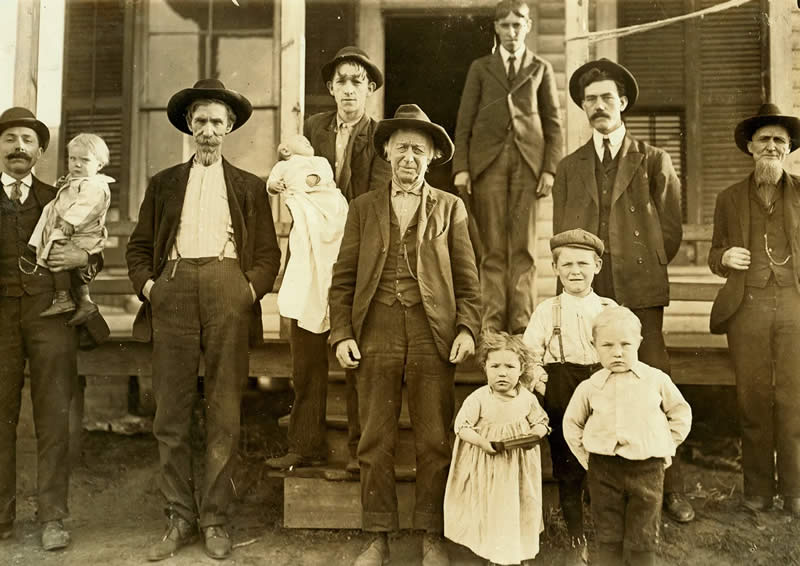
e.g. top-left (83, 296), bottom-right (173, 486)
top-left (550, 228), bottom-right (604, 256)
top-left (166, 78), bottom-right (253, 135)
top-left (373, 104), bottom-right (454, 166)
top-left (0, 107), bottom-right (50, 151)
top-left (568, 58), bottom-right (639, 110)
top-left (734, 103), bottom-right (800, 155)
top-left (321, 46), bottom-right (384, 89)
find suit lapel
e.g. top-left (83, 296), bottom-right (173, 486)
top-left (611, 136), bottom-right (644, 205)
top-left (319, 114), bottom-right (338, 167)
top-left (417, 183), bottom-right (438, 250)
top-left (222, 158), bottom-right (247, 252)
top-left (509, 49), bottom-right (541, 93)
top-left (488, 50), bottom-right (510, 90)
top-left (782, 173), bottom-right (800, 252)
top-left (340, 114), bottom-right (369, 194)
top-left (371, 188), bottom-right (390, 250)
top-left (576, 141), bottom-right (598, 205)
top-left (30, 177), bottom-right (53, 209)
top-left (732, 176), bottom-right (751, 245)
top-left (163, 159), bottom-right (192, 250)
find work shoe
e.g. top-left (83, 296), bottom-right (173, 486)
top-left (203, 525), bottom-right (232, 560)
top-left (353, 533), bottom-right (389, 566)
top-left (41, 520), bottom-right (70, 551)
top-left (742, 495), bottom-right (772, 512)
top-left (0, 522), bottom-right (13, 541)
top-left (265, 452), bottom-right (325, 470)
top-left (67, 298), bottom-right (99, 326)
top-left (346, 456), bottom-right (360, 474)
top-left (147, 515), bottom-right (198, 561)
top-left (422, 533), bottom-right (449, 566)
top-left (40, 291), bottom-right (76, 317)
top-left (784, 497), bottom-right (800, 517)
top-left (663, 492), bottom-right (695, 523)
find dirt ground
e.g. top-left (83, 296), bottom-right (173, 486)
top-left (5, 388), bottom-right (800, 566)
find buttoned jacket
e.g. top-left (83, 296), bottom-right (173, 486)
top-left (552, 135), bottom-right (683, 308)
top-left (126, 157), bottom-right (282, 345)
top-left (708, 172), bottom-right (800, 334)
top-left (329, 182), bottom-right (481, 360)
top-left (453, 48), bottom-right (563, 180)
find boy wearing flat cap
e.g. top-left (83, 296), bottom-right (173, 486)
top-left (522, 228), bottom-right (615, 564)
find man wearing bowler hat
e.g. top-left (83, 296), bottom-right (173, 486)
top-left (329, 104), bottom-right (480, 565)
top-left (552, 59), bottom-right (694, 524)
top-left (0, 107), bottom-right (104, 551)
top-left (267, 46), bottom-right (390, 474)
top-left (709, 103), bottom-right (800, 516)
top-left (126, 79), bottom-right (281, 560)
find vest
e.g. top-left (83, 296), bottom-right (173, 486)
top-left (594, 150), bottom-right (619, 249)
top-left (374, 206), bottom-right (422, 307)
top-left (745, 186), bottom-right (794, 287)
top-left (0, 186), bottom-right (55, 296)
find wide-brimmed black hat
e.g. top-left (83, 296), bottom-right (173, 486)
top-left (374, 104), bottom-right (454, 166)
top-left (321, 46), bottom-right (384, 89)
top-left (0, 107), bottom-right (50, 151)
top-left (167, 78), bottom-right (253, 135)
top-left (734, 103), bottom-right (800, 155)
top-left (569, 58), bottom-right (639, 110)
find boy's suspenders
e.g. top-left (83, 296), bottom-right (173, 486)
top-left (550, 295), bottom-right (566, 364)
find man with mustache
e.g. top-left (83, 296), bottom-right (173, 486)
top-left (709, 104), bottom-right (800, 517)
top-left (126, 79), bottom-right (281, 560)
top-left (552, 59), bottom-right (693, 526)
top-left (0, 107), bottom-right (104, 551)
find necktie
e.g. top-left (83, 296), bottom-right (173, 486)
top-left (335, 122), bottom-right (351, 184)
top-left (9, 180), bottom-right (22, 204)
top-left (602, 137), bottom-right (612, 167)
top-left (507, 56), bottom-right (516, 83)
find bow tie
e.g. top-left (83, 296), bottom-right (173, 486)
top-left (393, 186), bottom-right (422, 197)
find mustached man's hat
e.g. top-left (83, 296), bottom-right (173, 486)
top-left (734, 103), bottom-right (800, 155)
top-left (321, 46), bottom-right (384, 90)
top-left (550, 228), bottom-right (604, 256)
top-left (373, 104), bottom-right (454, 166)
top-left (568, 58), bottom-right (639, 111)
top-left (0, 107), bottom-right (50, 151)
top-left (167, 78), bottom-right (253, 135)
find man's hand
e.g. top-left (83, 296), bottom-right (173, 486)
top-left (449, 328), bottom-right (475, 364)
top-left (335, 339), bottom-right (361, 369)
top-left (453, 171), bottom-right (472, 197)
top-left (722, 246), bottom-right (751, 271)
top-left (48, 240), bottom-right (89, 272)
top-left (536, 172), bottom-right (554, 198)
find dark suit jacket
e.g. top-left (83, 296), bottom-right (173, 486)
top-left (553, 135), bottom-right (683, 309)
top-left (453, 49), bottom-right (563, 180)
top-left (304, 111), bottom-right (392, 202)
top-left (708, 172), bottom-right (800, 334)
top-left (126, 157), bottom-right (282, 345)
top-left (329, 182), bottom-right (481, 361)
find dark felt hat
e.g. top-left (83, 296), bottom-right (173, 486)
top-left (321, 46), bottom-right (384, 89)
top-left (166, 79), bottom-right (253, 135)
top-left (568, 58), bottom-right (639, 111)
top-left (550, 228), bottom-right (604, 256)
top-left (374, 104), bottom-right (454, 166)
top-left (0, 107), bottom-right (50, 151)
top-left (734, 103), bottom-right (800, 155)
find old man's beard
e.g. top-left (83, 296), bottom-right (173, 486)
top-left (754, 157), bottom-right (784, 186)
top-left (195, 136), bottom-right (223, 165)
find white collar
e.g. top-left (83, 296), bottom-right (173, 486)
top-left (592, 124), bottom-right (626, 160)
top-left (499, 44), bottom-right (526, 66)
top-left (1, 172), bottom-right (33, 187)
top-left (336, 112), bottom-right (364, 130)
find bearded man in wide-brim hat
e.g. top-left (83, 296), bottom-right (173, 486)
top-left (126, 79), bottom-right (281, 561)
top-left (709, 103), bottom-right (800, 517)
top-left (329, 104), bottom-right (480, 566)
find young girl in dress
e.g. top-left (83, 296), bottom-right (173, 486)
top-left (444, 331), bottom-right (550, 566)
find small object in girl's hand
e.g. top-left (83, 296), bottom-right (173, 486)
top-left (491, 434), bottom-right (542, 453)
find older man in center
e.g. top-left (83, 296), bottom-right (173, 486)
top-left (329, 104), bottom-right (481, 566)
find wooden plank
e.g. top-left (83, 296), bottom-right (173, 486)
top-left (670, 347), bottom-right (734, 386)
top-left (564, 0), bottom-right (591, 153)
top-left (670, 281), bottom-right (720, 302)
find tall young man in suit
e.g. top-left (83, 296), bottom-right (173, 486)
top-left (0, 107), bottom-right (103, 551)
top-left (127, 79), bottom-right (281, 561)
top-left (454, 0), bottom-right (563, 334)
top-left (267, 46), bottom-right (390, 474)
top-left (709, 104), bottom-right (800, 516)
top-left (552, 59), bottom-right (694, 526)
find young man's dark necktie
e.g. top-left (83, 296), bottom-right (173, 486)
top-left (507, 55), bottom-right (516, 84)
top-left (9, 180), bottom-right (22, 204)
top-left (602, 137), bottom-right (613, 168)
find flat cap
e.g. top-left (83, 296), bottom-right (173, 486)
top-left (550, 228), bottom-right (604, 256)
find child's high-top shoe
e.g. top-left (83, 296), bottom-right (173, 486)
top-left (67, 284), bottom-right (99, 326)
top-left (39, 290), bottom-right (77, 317)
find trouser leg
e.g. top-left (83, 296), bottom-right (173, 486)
top-left (588, 455), bottom-right (625, 566)
top-left (287, 320), bottom-right (329, 460)
top-left (623, 458), bottom-right (664, 555)
top-left (345, 369), bottom-right (360, 460)
top-left (507, 147), bottom-right (537, 334)
top-left (773, 286), bottom-right (800, 497)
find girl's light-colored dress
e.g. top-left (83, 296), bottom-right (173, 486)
top-left (28, 174), bottom-right (113, 267)
top-left (444, 385), bottom-right (549, 565)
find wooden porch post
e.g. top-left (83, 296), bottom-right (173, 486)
top-left (357, 1), bottom-right (385, 120)
top-left (280, 0), bottom-right (306, 139)
top-left (594, 0), bottom-right (617, 61)
top-left (564, 0), bottom-right (591, 153)
top-left (0, 0), bottom-right (41, 112)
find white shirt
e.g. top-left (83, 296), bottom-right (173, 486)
top-left (522, 291), bottom-right (617, 387)
top-left (335, 113), bottom-right (362, 183)
top-left (499, 44), bottom-right (526, 76)
top-left (1, 172), bottom-right (33, 204)
top-left (172, 158), bottom-right (236, 259)
top-left (592, 123), bottom-right (626, 161)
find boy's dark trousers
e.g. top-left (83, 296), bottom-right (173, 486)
top-left (588, 454), bottom-right (665, 566)
top-left (543, 362), bottom-right (599, 538)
